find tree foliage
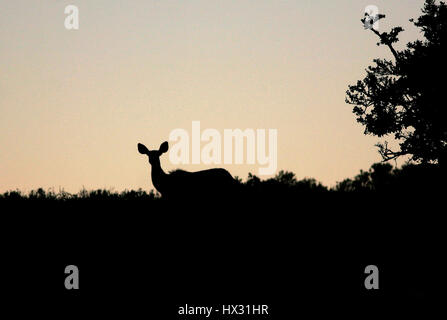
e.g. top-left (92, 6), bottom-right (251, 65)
top-left (347, 0), bottom-right (447, 165)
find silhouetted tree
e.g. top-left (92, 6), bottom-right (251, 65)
top-left (335, 161), bottom-right (442, 192)
top-left (242, 170), bottom-right (328, 197)
top-left (335, 163), bottom-right (394, 192)
top-left (346, 0), bottom-right (447, 165)
top-left (273, 170), bottom-right (297, 186)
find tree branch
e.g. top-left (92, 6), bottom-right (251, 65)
top-left (370, 28), bottom-right (400, 63)
top-left (376, 141), bottom-right (408, 161)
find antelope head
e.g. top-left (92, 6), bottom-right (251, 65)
top-left (137, 141), bottom-right (169, 167)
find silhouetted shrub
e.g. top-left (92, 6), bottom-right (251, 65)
top-left (334, 162), bottom-right (442, 193)
top-left (1, 162), bottom-right (443, 201)
top-left (0, 188), bottom-right (159, 201)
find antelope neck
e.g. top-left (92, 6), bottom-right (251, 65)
top-left (151, 162), bottom-right (167, 189)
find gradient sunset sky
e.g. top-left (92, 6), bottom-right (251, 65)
top-left (1, 0), bottom-right (426, 193)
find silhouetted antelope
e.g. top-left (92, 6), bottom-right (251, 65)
top-left (138, 141), bottom-right (237, 199)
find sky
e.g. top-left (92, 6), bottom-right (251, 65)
top-left (0, 0), bottom-right (427, 193)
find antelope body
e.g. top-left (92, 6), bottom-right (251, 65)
top-left (138, 141), bottom-right (236, 199)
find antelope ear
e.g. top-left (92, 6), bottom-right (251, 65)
top-left (138, 143), bottom-right (150, 154)
top-left (159, 141), bottom-right (169, 154)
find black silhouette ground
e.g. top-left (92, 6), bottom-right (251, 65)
top-left (1, 165), bottom-right (443, 316)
